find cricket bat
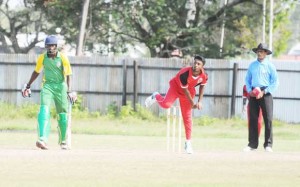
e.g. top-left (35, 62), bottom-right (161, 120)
top-left (66, 98), bottom-right (73, 149)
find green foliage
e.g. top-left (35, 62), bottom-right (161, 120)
top-left (273, 118), bottom-right (289, 127)
top-left (72, 94), bottom-right (85, 111)
top-left (106, 102), bottom-right (118, 119)
top-left (0, 0), bottom-right (53, 53)
top-left (0, 101), bottom-right (39, 119)
top-left (0, 93), bottom-right (101, 120)
top-left (47, 94), bottom-right (100, 119)
top-left (0, 101), bottom-right (298, 134)
top-left (19, 103), bottom-right (40, 118)
top-left (105, 101), bottom-right (159, 121)
top-left (70, 94), bottom-right (101, 119)
top-left (194, 115), bottom-right (249, 127)
top-left (193, 115), bottom-right (293, 129)
top-left (0, 102), bottom-right (14, 118)
top-left (135, 104), bottom-right (158, 121)
top-left (194, 115), bottom-right (218, 126)
top-left (38, 0), bottom-right (294, 58)
top-left (0, 102), bottom-right (18, 119)
top-left (233, 16), bottom-right (257, 51)
top-left (272, 8), bottom-right (292, 57)
top-left (119, 103), bottom-right (135, 118)
top-left (1, 0), bottom-right (296, 58)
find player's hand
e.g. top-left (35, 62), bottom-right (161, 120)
top-left (67, 92), bottom-right (77, 105)
top-left (196, 101), bottom-right (203, 110)
top-left (256, 91), bottom-right (264, 99)
top-left (249, 91), bottom-right (256, 97)
top-left (192, 104), bottom-right (197, 109)
top-left (21, 84), bottom-right (31, 98)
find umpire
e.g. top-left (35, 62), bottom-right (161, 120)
top-left (244, 43), bottom-right (279, 152)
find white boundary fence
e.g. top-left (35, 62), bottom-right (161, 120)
top-left (0, 54), bottom-right (300, 123)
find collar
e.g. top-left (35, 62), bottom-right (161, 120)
top-left (256, 58), bottom-right (269, 64)
top-left (191, 66), bottom-right (204, 76)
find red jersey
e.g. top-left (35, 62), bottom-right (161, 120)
top-left (170, 66), bottom-right (208, 96)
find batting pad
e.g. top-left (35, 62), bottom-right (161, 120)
top-left (37, 105), bottom-right (51, 142)
top-left (57, 113), bottom-right (68, 144)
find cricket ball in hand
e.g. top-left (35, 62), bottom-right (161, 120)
top-left (252, 87), bottom-right (261, 97)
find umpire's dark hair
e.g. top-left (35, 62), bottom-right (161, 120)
top-left (194, 55), bottom-right (206, 66)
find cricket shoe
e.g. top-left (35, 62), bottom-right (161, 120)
top-left (265, 146), bottom-right (273, 153)
top-left (60, 142), bottom-right (68, 150)
top-left (185, 141), bottom-right (193, 154)
top-left (36, 140), bottom-right (48, 150)
top-left (145, 92), bottom-right (159, 108)
top-left (243, 146), bottom-right (256, 152)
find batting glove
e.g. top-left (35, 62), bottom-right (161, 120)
top-left (67, 91), bottom-right (77, 105)
top-left (21, 84), bottom-right (31, 98)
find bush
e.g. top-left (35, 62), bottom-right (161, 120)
top-left (106, 101), bottom-right (118, 118)
top-left (135, 104), bottom-right (158, 121)
top-left (0, 101), bottom-right (39, 119)
top-left (19, 103), bottom-right (40, 118)
top-left (119, 103), bottom-right (135, 118)
top-left (0, 94), bottom-right (102, 120)
top-left (104, 101), bottom-right (160, 121)
top-left (194, 115), bottom-right (218, 126)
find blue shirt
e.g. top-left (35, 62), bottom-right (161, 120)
top-left (245, 58), bottom-right (279, 94)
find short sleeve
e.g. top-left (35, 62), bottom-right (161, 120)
top-left (60, 53), bottom-right (72, 76)
top-left (34, 54), bottom-right (45, 73)
top-left (200, 72), bottom-right (208, 85)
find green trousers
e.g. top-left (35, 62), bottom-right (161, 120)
top-left (37, 82), bottom-right (69, 144)
top-left (40, 82), bottom-right (68, 113)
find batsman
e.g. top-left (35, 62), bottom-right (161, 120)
top-left (21, 35), bottom-right (76, 150)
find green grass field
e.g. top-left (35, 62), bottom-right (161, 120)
top-left (1, 117), bottom-right (300, 187)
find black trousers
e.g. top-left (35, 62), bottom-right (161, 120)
top-left (248, 94), bottom-right (273, 148)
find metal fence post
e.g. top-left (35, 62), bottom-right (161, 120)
top-left (133, 60), bottom-right (138, 111)
top-left (122, 59), bottom-right (127, 106)
top-left (231, 62), bottom-right (238, 118)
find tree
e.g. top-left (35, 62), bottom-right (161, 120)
top-left (270, 0), bottom-right (293, 57)
top-left (43, 0), bottom-right (112, 55)
top-left (105, 0), bottom-right (294, 58)
top-left (0, 0), bottom-right (54, 53)
top-left (0, 0), bottom-right (296, 58)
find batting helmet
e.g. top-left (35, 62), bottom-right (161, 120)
top-left (45, 35), bottom-right (58, 45)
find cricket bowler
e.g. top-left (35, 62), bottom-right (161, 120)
top-left (145, 55), bottom-right (208, 154)
top-left (21, 35), bottom-right (76, 150)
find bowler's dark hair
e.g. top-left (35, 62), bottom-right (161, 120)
top-left (194, 55), bottom-right (206, 66)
